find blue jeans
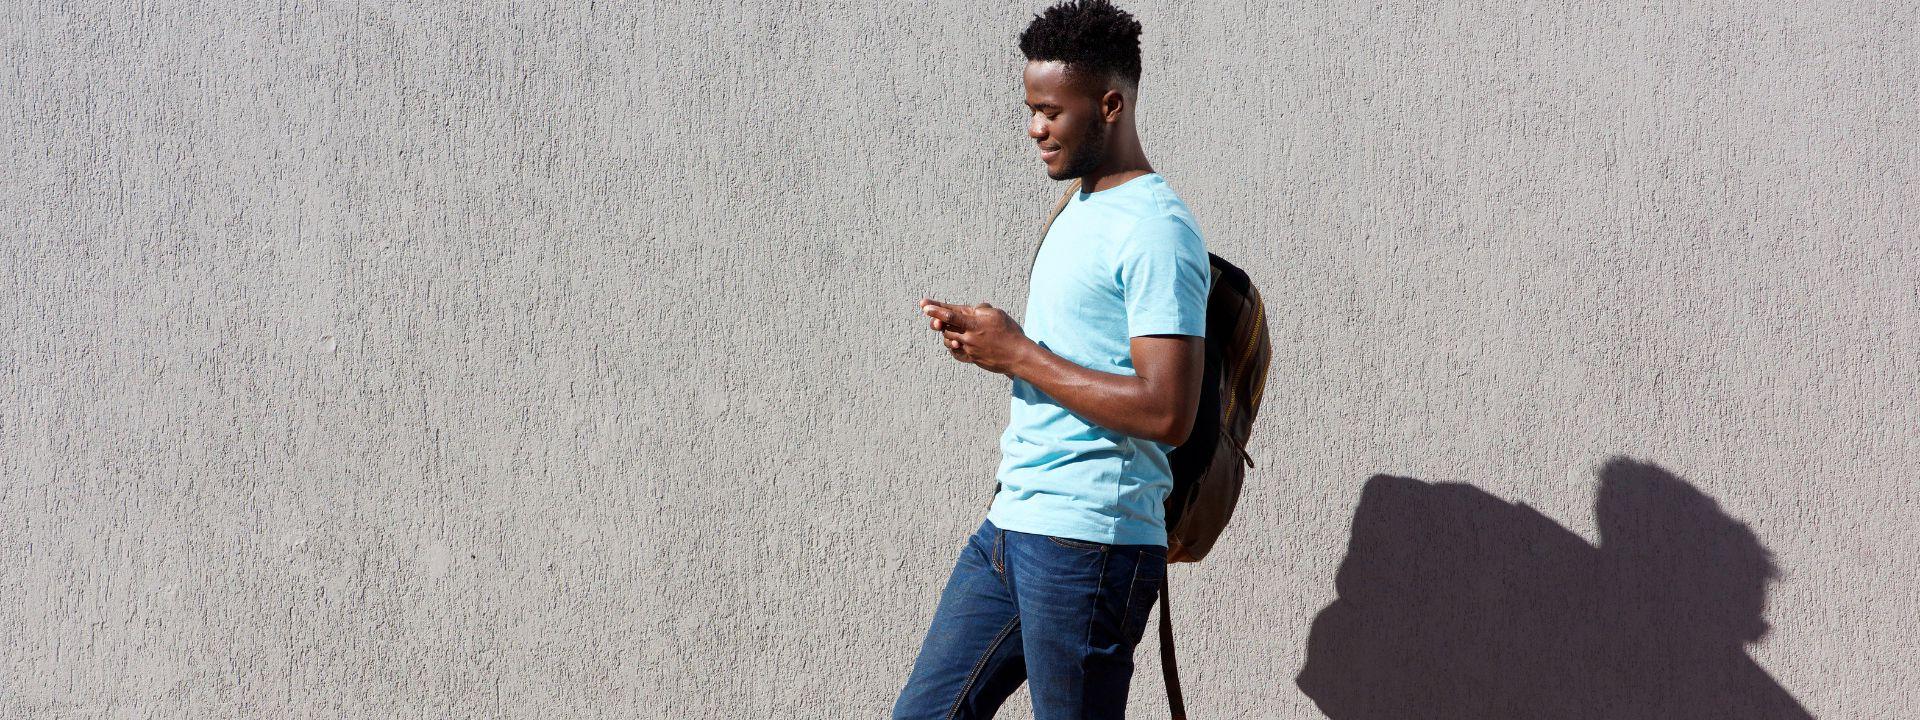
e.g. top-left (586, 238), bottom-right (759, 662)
top-left (893, 518), bottom-right (1168, 719)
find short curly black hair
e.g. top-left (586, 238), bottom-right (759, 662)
top-left (1019, 0), bottom-right (1143, 89)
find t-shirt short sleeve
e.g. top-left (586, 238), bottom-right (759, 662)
top-left (1116, 213), bottom-right (1209, 338)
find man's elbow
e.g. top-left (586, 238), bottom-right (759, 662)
top-left (1152, 412), bottom-right (1195, 446)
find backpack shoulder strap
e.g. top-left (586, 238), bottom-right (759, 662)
top-left (1028, 179), bottom-right (1083, 274)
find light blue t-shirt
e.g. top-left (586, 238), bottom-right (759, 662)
top-left (986, 173), bottom-right (1211, 547)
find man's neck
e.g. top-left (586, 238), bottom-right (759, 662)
top-left (1079, 139), bottom-right (1154, 193)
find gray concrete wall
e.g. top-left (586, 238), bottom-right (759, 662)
top-left (3, 1), bottom-right (1914, 717)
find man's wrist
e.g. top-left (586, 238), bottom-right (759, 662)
top-left (1006, 337), bottom-right (1043, 380)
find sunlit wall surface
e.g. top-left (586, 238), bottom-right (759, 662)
top-left (4, 2), bottom-right (1914, 717)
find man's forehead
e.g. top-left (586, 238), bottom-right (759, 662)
top-left (1024, 60), bottom-right (1106, 99)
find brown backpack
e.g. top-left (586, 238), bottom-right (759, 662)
top-left (1027, 179), bottom-right (1272, 719)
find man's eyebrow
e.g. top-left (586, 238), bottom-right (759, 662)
top-left (1026, 101), bottom-right (1060, 110)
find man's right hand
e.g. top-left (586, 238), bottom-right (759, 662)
top-left (920, 298), bottom-right (1013, 377)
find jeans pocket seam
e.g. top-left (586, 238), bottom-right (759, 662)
top-left (1044, 535), bottom-right (1108, 551)
top-left (991, 531), bottom-right (1005, 576)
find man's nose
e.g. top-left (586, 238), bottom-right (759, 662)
top-left (1027, 116), bottom-right (1046, 140)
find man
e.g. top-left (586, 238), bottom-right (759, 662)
top-left (893, 1), bottom-right (1211, 717)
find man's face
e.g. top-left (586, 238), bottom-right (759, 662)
top-left (1023, 60), bottom-right (1110, 181)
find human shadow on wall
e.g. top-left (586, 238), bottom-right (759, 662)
top-left (1296, 457), bottom-right (1811, 719)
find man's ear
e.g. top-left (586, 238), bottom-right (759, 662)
top-left (1100, 88), bottom-right (1126, 123)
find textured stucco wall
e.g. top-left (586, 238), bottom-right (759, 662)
top-left (3, 1), bottom-right (1915, 718)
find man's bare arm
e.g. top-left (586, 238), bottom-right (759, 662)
top-left (1011, 334), bottom-right (1203, 445)
top-left (920, 299), bottom-right (1203, 445)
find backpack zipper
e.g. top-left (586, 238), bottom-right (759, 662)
top-left (1221, 298), bottom-right (1264, 428)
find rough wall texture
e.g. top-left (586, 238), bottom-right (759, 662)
top-left (2, 1), bottom-right (1915, 718)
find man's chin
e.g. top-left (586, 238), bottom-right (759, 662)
top-left (1045, 153), bottom-right (1098, 182)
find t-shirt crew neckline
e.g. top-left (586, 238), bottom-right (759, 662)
top-left (1075, 172), bottom-right (1161, 199)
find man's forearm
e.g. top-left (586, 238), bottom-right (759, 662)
top-left (1009, 342), bottom-right (1186, 445)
